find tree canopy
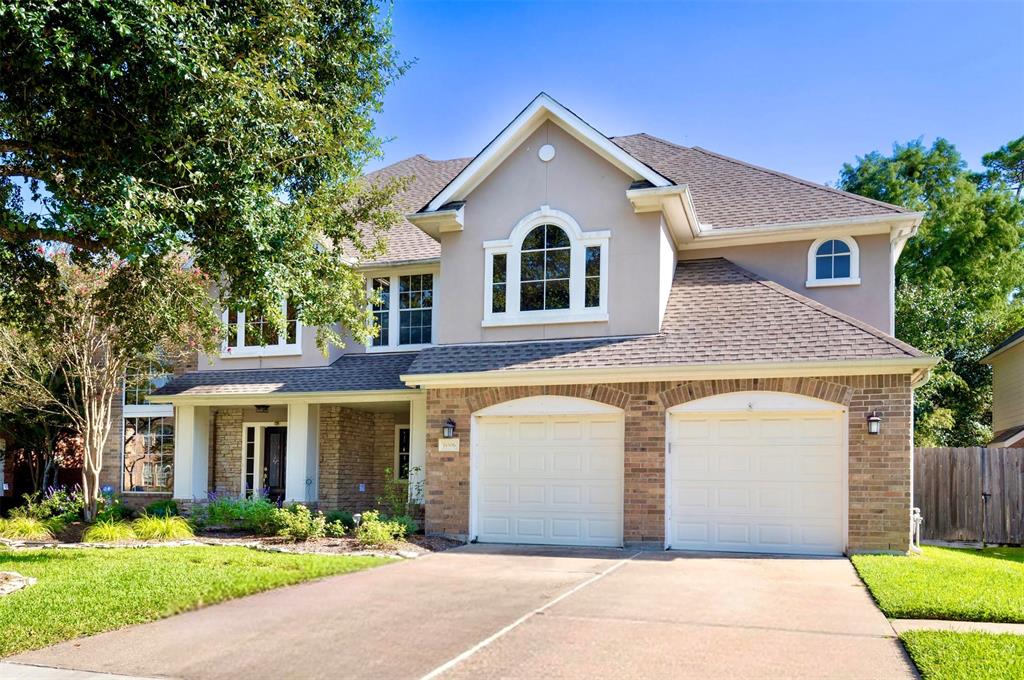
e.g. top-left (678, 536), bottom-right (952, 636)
top-left (1, 0), bottom-right (405, 348)
top-left (839, 138), bottom-right (1024, 446)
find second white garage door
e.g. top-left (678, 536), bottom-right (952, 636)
top-left (668, 397), bottom-right (846, 555)
top-left (474, 409), bottom-right (624, 547)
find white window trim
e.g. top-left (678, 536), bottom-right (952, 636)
top-left (482, 205), bottom-right (610, 327)
top-left (806, 236), bottom-right (861, 288)
top-left (394, 424), bottom-right (411, 482)
top-left (220, 301), bottom-right (303, 358)
top-left (366, 269), bottom-right (438, 353)
top-left (122, 371), bottom-right (175, 495)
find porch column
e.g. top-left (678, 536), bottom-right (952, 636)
top-left (408, 393), bottom-right (427, 503)
top-left (285, 401), bottom-right (316, 503)
top-left (173, 405), bottom-right (209, 500)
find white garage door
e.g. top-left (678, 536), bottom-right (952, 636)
top-left (668, 401), bottom-right (845, 555)
top-left (474, 410), bottom-right (624, 547)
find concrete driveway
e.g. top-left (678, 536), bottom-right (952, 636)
top-left (9, 545), bottom-right (916, 679)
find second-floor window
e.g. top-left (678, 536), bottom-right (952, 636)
top-left (483, 205), bottom-right (609, 326)
top-left (368, 272), bottom-right (436, 351)
top-left (222, 300), bottom-right (302, 356)
top-left (806, 236), bottom-right (861, 288)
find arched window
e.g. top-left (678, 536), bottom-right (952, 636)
top-left (520, 224), bottom-right (571, 311)
top-left (806, 236), bottom-right (860, 287)
top-left (483, 205), bottom-right (610, 326)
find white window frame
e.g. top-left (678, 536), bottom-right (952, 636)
top-left (220, 300), bottom-right (302, 358)
top-left (122, 365), bottom-right (175, 494)
top-left (806, 236), bottom-right (861, 288)
top-left (482, 205), bottom-right (610, 327)
top-left (365, 268), bottom-right (437, 353)
top-left (394, 424), bottom-right (411, 482)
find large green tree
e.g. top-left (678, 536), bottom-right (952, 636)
top-left (0, 0), bottom-right (404, 348)
top-left (839, 138), bottom-right (1024, 446)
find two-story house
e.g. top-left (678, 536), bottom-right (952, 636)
top-left (983, 328), bottom-right (1024, 448)
top-left (140, 94), bottom-right (934, 555)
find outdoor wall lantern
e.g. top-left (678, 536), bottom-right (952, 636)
top-left (442, 418), bottom-right (456, 438)
top-left (867, 411), bottom-right (882, 435)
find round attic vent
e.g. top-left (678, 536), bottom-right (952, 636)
top-left (538, 144), bottom-right (556, 162)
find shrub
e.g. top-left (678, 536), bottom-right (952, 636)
top-left (10, 487), bottom-right (84, 525)
top-left (192, 494), bottom-right (281, 535)
top-left (0, 517), bottom-right (55, 540)
top-left (355, 510), bottom-right (407, 549)
top-left (96, 493), bottom-right (131, 522)
top-left (276, 504), bottom-right (326, 542)
top-left (325, 520), bottom-right (347, 538)
top-left (133, 515), bottom-right (194, 541)
top-left (389, 514), bottom-right (418, 536)
top-left (325, 509), bottom-right (356, 530)
top-left (83, 520), bottom-right (137, 543)
top-left (145, 499), bottom-right (179, 518)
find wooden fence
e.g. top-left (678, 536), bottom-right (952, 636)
top-left (914, 447), bottom-right (1024, 545)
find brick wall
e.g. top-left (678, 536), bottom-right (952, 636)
top-left (212, 408), bottom-right (243, 495)
top-left (424, 375), bottom-right (913, 553)
top-left (318, 406), bottom-right (395, 512)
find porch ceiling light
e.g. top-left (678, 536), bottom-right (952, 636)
top-left (442, 418), bottom-right (456, 438)
top-left (867, 411), bottom-right (882, 435)
top-left (255, 405), bottom-right (270, 413)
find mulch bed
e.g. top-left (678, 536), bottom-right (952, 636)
top-left (1, 530), bottom-right (463, 558)
top-left (194, 532), bottom-right (462, 557)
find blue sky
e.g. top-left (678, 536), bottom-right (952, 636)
top-left (368, 0), bottom-right (1024, 184)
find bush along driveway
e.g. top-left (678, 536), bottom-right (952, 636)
top-left (0, 545), bottom-right (390, 658)
top-left (852, 546), bottom-right (1024, 680)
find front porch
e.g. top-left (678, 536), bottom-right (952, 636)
top-left (170, 393), bottom-right (426, 511)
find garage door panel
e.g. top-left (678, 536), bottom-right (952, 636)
top-left (670, 409), bottom-right (844, 555)
top-left (476, 412), bottom-right (624, 548)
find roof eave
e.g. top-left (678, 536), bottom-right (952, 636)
top-left (684, 212), bottom-right (925, 250)
top-left (147, 388), bottom-right (421, 406)
top-left (401, 356), bottom-right (938, 389)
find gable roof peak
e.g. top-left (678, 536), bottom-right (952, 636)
top-left (422, 93), bottom-right (672, 213)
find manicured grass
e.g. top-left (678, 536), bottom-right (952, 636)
top-left (900, 631), bottom-right (1024, 680)
top-left (851, 546), bottom-right (1024, 622)
top-left (0, 545), bottom-right (390, 657)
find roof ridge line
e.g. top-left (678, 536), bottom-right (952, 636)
top-left (688, 146), bottom-right (909, 215)
top-left (718, 260), bottom-right (923, 358)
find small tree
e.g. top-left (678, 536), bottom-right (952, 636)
top-left (0, 253), bottom-right (219, 519)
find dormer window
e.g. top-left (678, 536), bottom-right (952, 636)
top-left (221, 300), bottom-right (302, 357)
top-left (483, 205), bottom-right (609, 327)
top-left (806, 236), bottom-right (860, 288)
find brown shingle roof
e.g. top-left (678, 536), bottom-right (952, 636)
top-left (365, 134), bottom-right (910, 265)
top-left (361, 155), bottom-right (470, 265)
top-left (404, 258), bottom-right (922, 376)
top-left (612, 133), bottom-right (908, 229)
top-left (151, 352), bottom-right (417, 397)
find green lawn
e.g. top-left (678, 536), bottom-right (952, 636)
top-left (851, 546), bottom-right (1024, 622)
top-left (0, 545), bottom-right (390, 657)
top-left (901, 631), bottom-right (1024, 680)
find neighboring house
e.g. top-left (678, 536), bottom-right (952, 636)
top-left (982, 328), bottom-right (1024, 448)
top-left (140, 93), bottom-right (934, 555)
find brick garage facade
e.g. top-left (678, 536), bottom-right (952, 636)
top-left (424, 375), bottom-right (913, 553)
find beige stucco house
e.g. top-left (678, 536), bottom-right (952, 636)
top-left (983, 328), bottom-right (1024, 448)
top-left (112, 94), bottom-right (935, 555)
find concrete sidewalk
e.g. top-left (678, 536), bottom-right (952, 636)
top-left (10, 545), bottom-right (916, 679)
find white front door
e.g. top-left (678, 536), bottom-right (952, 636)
top-left (474, 412), bottom-right (624, 547)
top-left (668, 405), bottom-right (845, 555)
